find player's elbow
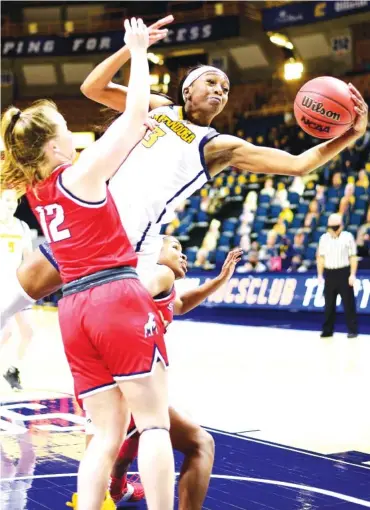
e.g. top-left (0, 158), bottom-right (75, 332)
top-left (80, 81), bottom-right (97, 99)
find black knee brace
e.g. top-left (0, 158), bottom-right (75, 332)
top-left (140, 426), bottom-right (170, 435)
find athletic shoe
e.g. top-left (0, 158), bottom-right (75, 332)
top-left (66, 491), bottom-right (116, 509)
top-left (3, 367), bottom-right (22, 390)
top-left (110, 475), bottom-right (145, 505)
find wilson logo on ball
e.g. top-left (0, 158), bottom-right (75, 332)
top-left (300, 115), bottom-right (330, 134)
top-left (301, 96), bottom-right (341, 121)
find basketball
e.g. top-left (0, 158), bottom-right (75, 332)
top-left (294, 76), bottom-right (355, 139)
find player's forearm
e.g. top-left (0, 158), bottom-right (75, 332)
top-left (124, 48), bottom-right (150, 129)
top-left (350, 256), bottom-right (358, 277)
top-left (176, 275), bottom-right (227, 315)
top-left (80, 46), bottom-right (130, 98)
top-left (317, 256), bottom-right (325, 277)
top-left (295, 128), bottom-right (359, 176)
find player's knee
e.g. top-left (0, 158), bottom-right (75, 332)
top-left (134, 410), bottom-right (170, 434)
top-left (95, 429), bottom-right (125, 459)
top-left (180, 426), bottom-right (215, 459)
top-left (194, 429), bottom-right (215, 459)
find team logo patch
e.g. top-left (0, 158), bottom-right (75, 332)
top-left (144, 313), bottom-right (158, 337)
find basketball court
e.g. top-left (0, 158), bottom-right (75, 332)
top-left (1, 308), bottom-right (369, 509)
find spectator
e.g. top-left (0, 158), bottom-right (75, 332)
top-left (240, 234), bottom-right (251, 252)
top-left (332, 172), bottom-right (343, 195)
top-left (273, 217), bottom-right (286, 236)
top-left (356, 169), bottom-right (369, 189)
top-left (244, 190), bottom-right (258, 212)
top-left (357, 205), bottom-right (370, 257)
top-left (304, 199), bottom-right (320, 230)
top-left (339, 183), bottom-right (355, 218)
top-left (195, 219), bottom-right (221, 268)
top-left (260, 231), bottom-right (279, 261)
top-left (279, 201), bottom-right (293, 224)
top-left (260, 178), bottom-right (275, 198)
top-left (236, 250), bottom-right (266, 273)
top-left (289, 176), bottom-right (305, 196)
top-left (315, 185), bottom-right (326, 212)
top-left (287, 254), bottom-right (307, 273)
top-left (273, 182), bottom-right (288, 205)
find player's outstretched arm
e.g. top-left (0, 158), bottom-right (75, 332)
top-left (205, 83), bottom-right (368, 178)
top-left (69, 18), bottom-right (151, 186)
top-left (80, 15), bottom-right (174, 112)
top-left (174, 248), bottom-right (242, 315)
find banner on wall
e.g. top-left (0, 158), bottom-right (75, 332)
top-left (262, 1), bottom-right (370, 31)
top-left (176, 272), bottom-right (370, 314)
top-left (1, 17), bottom-right (239, 58)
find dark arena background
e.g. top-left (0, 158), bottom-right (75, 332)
top-left (1, 2), bottom-right (370, 509)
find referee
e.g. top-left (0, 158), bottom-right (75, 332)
top-left (317, 213), bottom-right (358, 338)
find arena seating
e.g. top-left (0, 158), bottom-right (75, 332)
top-left (167, 121), bottom-right (370, 272)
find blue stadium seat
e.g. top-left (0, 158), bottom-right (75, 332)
top-left (349, 211), bottom-right (364, 225)
top-left (253, 219), bottom-right (265, 232)
top-left (347, 225), bottom-right (358, 238)
top-left (325, 201), bottom-right (337, 213)
top-left (318, 214), bottom-right (330, 227)
top-left (177, 223), bottom-right (189, 235)
top-left (312, 230), bottom-right (322, 243)
top-left (223, 218), bottom-right (239, 233)
top-left (256, 205), bottom-right (269, 217)
top-left (327, 187), bottom-right (343, 199)
top-left (305, 245), bottom-right (317, 260)
top-left (297, 202), bottom-right (309, 215)
top-left (189, 196), bottom-right (201, 210)
top-left (295, 245), bottom-right (305, 255)
top-left (208, 250), bottom-right (216, 264)
top-left (355, 186), bottom-right (367, 198)
top-left (258, 231), bottom-right (268, 245)
top-left (328, 197), bottom-right (340, 205)
top-left (215, 247), bottom-right (230, 266)
top-left (218, 233), bottom-right (232, 247)
top-left (196, 210), bottom-right (208, 223)
top-left (356, 197), bottom-right (368, 211)
top-left (259, 194), bottom-right (271, 204)
top-left (270, 205), bottom-right (282, 218)
top-left (288, 191), bottom-right (300, 205)
top-left (291, 214), bottom-right (304, 228)
top-left (233, 234), bottom-right (241, 246)
top-left (185, 248), bottom-right (197, 264)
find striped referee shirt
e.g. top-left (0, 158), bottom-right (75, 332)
top-left (318, 231), bottom-right (357, 269)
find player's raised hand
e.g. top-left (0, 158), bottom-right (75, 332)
top-left (348, 83), bottom-right (368, 136)
top-left (219, 248), bottom-right (243, 281)
top-left (124, 18), bottom-right (149, 52)
top-left (148, 15), bottom-right (174, 46)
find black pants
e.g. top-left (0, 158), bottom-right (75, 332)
top-left (322, 266), bottom-right (358, 335)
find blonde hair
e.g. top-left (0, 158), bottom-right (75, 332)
top-left (1, 100), bottom-right (59, 196)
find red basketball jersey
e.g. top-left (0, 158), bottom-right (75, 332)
top-left (154, 286), bottom-right (176, 330)
top-left (27, 164), bottom-right (137, 283)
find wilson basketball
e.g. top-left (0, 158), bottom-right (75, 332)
top-left (294, 76), bottom-right (355, 139)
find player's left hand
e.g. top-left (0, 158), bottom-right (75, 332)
top-left (148, 15), bottom-right (174, 46)
top-left (144, 117), bottom-right (158, 131)
top-left (348, 83), bottom-right (368, 137)
top-left (219, 248), bottom-right (243, 281)
top-left (348, 274), bottom-right (356, 287)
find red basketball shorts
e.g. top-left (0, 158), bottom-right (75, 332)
top-left (58, 278), bottom-right (167, 399)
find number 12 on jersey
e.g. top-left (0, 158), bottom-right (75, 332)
top-left (35, 204), bottom-right (71, 242)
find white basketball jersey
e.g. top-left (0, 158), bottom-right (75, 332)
top-left (0, 218), bottom-right (32, 274)
top-left (109, 105), bottom-right (219, 255)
